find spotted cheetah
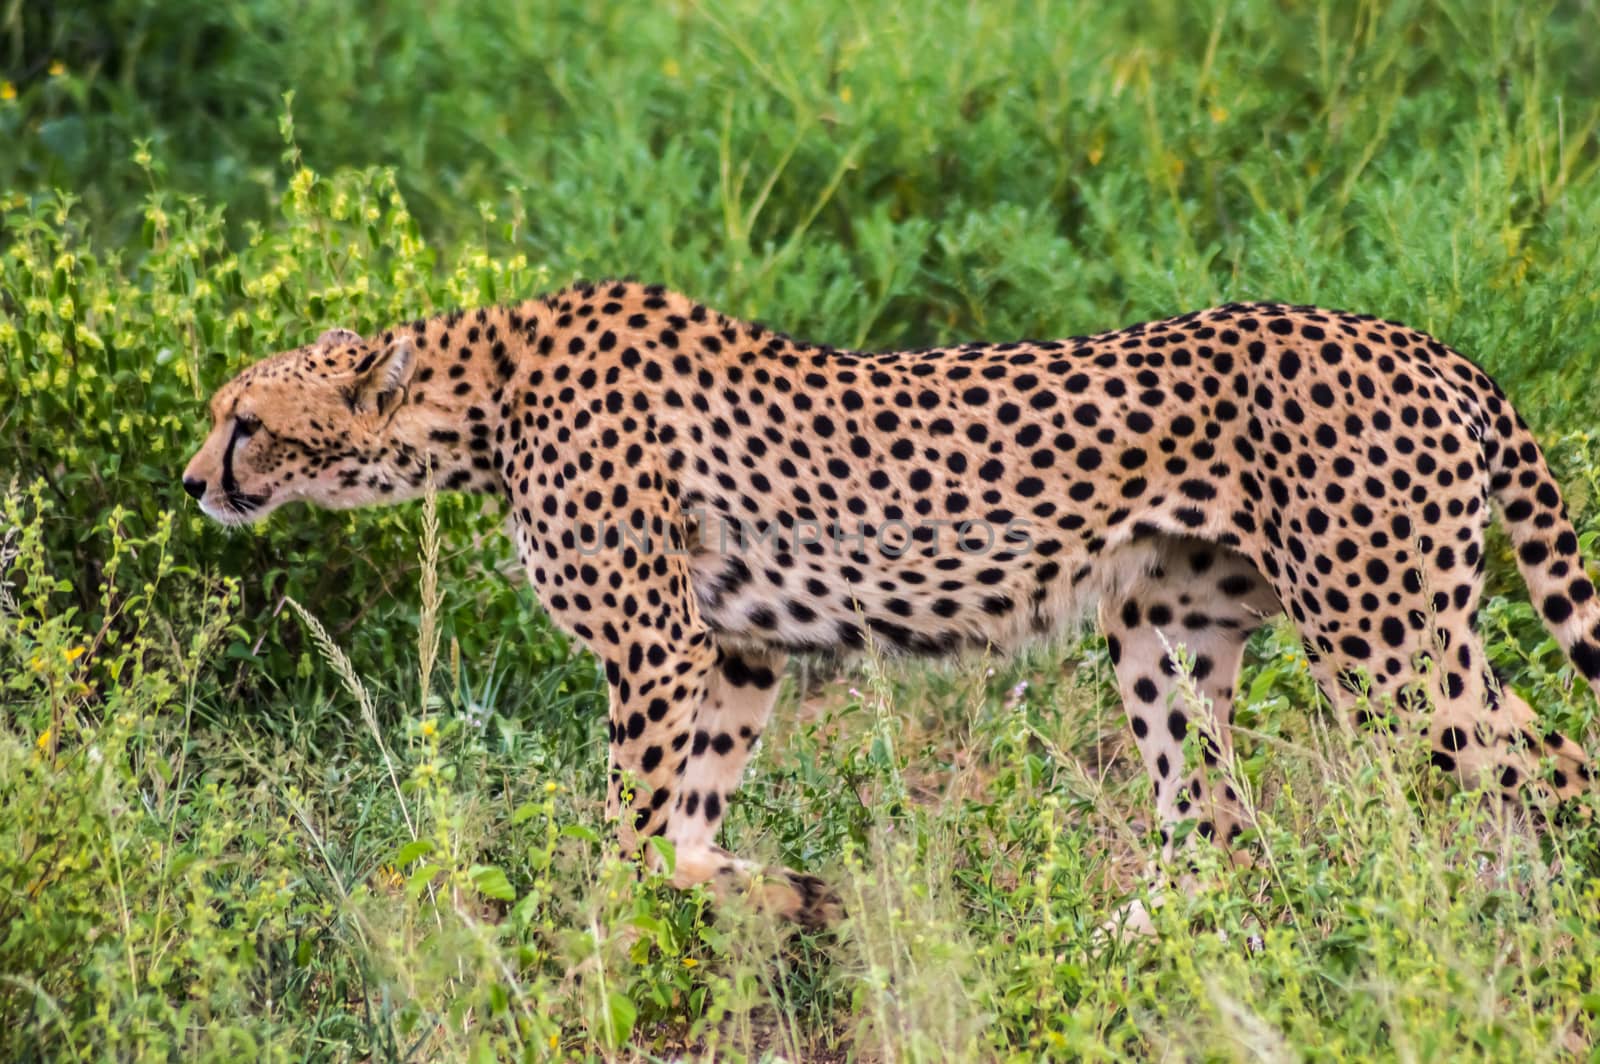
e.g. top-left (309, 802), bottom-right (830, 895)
top-left (183, 282), bottom-right (1597, 927)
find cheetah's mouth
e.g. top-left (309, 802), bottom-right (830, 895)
top-left (223, 487), bottom-right (273, 518)
top-left (199, 488), bottom-right (274, 526)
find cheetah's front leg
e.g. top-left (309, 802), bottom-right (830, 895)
top-left (599, 633), bottom-right (838, 926)
top-left (669, 645), bottom-right (842, 928)
top-left (531, 511), bottom-right (837, 925)
top-left (514, 456), bottom-right (838, 925)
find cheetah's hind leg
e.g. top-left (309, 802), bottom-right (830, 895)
top-left (1096, 538), bottom-right (1280, 937)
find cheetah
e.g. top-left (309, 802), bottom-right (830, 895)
top-left (183, 282), bottom-right (1597, 928)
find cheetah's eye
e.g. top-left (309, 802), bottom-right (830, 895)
top-left (235, 412), bottom-right (263, 435)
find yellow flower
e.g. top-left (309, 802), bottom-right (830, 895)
top-left (36, 729), bottom-right (52, 751)
top-left (420, 719), bottom-right (437, 738)
top-left (839, 85), bottom-right (853, 104)
top-left (48, 61), bottom-right (65, 78)
top-left (65, 646), bottom-right (86, 663)
top-left (1086, 132), bottom-right (1106, 167)
top-left (682, 957), bottom-right (698, 968)
top-left (544, 780), bottom-right (559, 793)
top-left (0, 82), bottom-right (15, 101)
top-left (661, 57), bottom-right (681, 79)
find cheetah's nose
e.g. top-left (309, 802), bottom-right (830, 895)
top-left (182, 476), bottom-right (206, 500)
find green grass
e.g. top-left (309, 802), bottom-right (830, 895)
top-left (4, 0), bottom-right (1600, 1058)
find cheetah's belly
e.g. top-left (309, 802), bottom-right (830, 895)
top-left (687, 525), bottom-right (1172, 658)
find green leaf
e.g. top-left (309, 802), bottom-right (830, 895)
top-left (394, 839), bottom-right (434, 866)
top-left (405, 863), bottom-right (440, 899)
top-left (647, 835), bottom-right (676, 876)
top-left (469, 863), bottom-right (515, 901)
top-left (628, 914), bottom-right (664, 938)
top-left (600, 990), bottom-right (636, 1049)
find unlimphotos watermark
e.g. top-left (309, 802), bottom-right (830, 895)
top-left (574, 510), bottom-right (1034, 559)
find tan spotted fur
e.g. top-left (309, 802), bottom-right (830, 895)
top-left (184, 282), bottom-right (1598, 926)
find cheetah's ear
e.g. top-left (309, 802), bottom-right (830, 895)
top-left (316, 327), bottom-right (363, 349)
top-left (350, 336), bottom-right (416, 418)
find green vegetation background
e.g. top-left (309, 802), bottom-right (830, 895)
top-left (3, 0), bottom-right (1600, 1060)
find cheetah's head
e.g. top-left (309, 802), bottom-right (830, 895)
top-left (181, 327), bottom-right (424, 525)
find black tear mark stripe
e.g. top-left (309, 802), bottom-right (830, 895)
top-left (221, 422), bottom-right (270, 512)
top-left (220, 422), bottom-right (244, 497)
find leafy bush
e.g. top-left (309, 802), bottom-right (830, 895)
top-left (0, 484), bottom-right (685, 1059)
top-left (5, 0), bottom-right (1600, 1057)
top-left (0, 155), bottom-right (592, 696)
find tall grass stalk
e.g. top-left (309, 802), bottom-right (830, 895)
top-left (285, 595), bottom-right (419, 841)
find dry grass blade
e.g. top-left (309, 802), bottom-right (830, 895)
top-left (284, 595), bottom-right (418, 840)
top-left (417, 469), bottom-right (443, 706)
